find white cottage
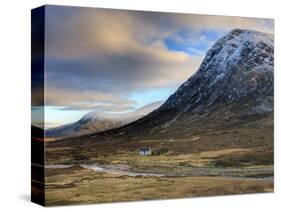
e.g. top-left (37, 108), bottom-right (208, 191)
top-left (139, 147), bottom-right (151, 156)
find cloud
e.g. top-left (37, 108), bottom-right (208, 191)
top-left (173, 14), bottom-right (273, 34)
top-left (43, 5), bottom-right (273, 111)
top-left (45, 52), bottom-right (202, 94)
top-left (45, 87), bottom-right (137, 112)
top-left (45, 6), bottom-right (205, 94)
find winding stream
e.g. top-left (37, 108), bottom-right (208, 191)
top-left (45, 163), bottom-right (164, 177)
top-left (45, 163), bottom-right (273, 180)
top-left (81, 164), bottom-right (164, 177)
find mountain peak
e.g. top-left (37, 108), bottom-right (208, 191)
top-left (160, 29), bottom-right (273, 113)
top-left (80, 110), bottom-right (116, 122)
top-left (199, 29), bottom-right (273, 74)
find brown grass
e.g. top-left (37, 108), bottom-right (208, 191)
top-left (45, 167), bottom-right (273, 206)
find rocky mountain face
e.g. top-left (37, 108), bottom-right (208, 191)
top-left (48, 29), bottom-right (274, 146)
top-left (162, 29), bottom-right (273, 113)
top-left (46, 101), bottom-right (163, 139)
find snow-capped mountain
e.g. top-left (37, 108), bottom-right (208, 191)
top-left (161, 29), bottom-right (273, 113)
top-left (46, 101), bottom-right (163, 139)
top-left (92, 29), bottom-right (274, 138)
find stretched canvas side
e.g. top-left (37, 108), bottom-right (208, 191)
top-left (31, 6), bottom-right (45, 206)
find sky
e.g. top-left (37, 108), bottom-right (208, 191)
top-left (31, 5), bottom-right (274, 128)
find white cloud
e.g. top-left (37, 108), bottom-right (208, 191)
top-left (45, 87), bottom-right (137, 112)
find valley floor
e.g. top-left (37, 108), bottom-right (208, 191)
top-left (44, 146), bottom-right (273, 206)
top-left (45, 165), bottom-right (273, 206)
top-left (44, 123), bottom-right (273, 206)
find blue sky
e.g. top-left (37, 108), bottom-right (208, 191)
top-left (45, 107), bottom-right (90, 128)
top-left (164, 29), bottom-right (224, 56)
top-left (129, 87), bottom-right (177, 108)
top-left (31, 5), bottom-right (274, 128)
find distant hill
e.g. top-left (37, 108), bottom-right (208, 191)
top-left (46, 101), bottom-right (163, 139)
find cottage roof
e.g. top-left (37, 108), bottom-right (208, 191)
top-left (139, 147), bottom-right (150, 152)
